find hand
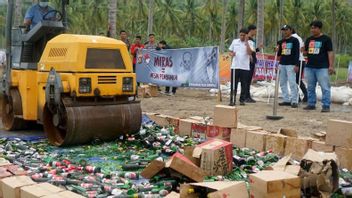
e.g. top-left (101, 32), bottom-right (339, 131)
top-left (229, 52), bottom-right (236, 57)
top-left (328, 66), bottom-right (336, 75)
top-left (294, 66), bottom-right (299, 73)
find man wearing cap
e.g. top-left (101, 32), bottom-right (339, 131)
top-left (303, 20), bottom-right (334, 112)
top-left (277, 25), bottom-right (300, 108)
top-left (24, 0), bottom-right (55, 30)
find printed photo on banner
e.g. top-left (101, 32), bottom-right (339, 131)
top-left (136, 47), bottom-right (219, 88)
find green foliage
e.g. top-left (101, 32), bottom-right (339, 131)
top-left (0, 0), bottom-right (351, 55)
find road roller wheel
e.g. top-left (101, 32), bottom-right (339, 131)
top-left (2, 89), bottom-right (27, 130)
top-left (43, 99), bottom-right (142, 146)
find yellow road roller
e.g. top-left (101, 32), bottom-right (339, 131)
top-left (2, 0), bottom-right (141, 146)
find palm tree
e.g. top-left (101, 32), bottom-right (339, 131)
top-left (220, 0), bottom-right (228, 53)
top-left (147, 0), bottom-right (154, 35)
top-left (257, 0), bottom-right (264, 47)
top-left (237, 0), bottom-right (245, 34)
top-left (14, 0), bottom-right (22, 26)
top-left (331, 0), bottom-right (337, 51)
top-left (108, 0), bottom-right (117, 38)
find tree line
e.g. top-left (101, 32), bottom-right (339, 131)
top-left (0, 0), bottom-right (351, 56)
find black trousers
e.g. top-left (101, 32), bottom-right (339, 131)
top-left (165, 87), bottom-right (177, 94)
top-left (232, 69), bottom-right (250, 102)
top-left (247, 62), bottom-right (256, 99)
top-left (296, 61), bottom-right (308, 99)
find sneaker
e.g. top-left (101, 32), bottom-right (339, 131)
top-left (279, 102), bottom-right (291, 106)
top-left (240, 101), bottom-right (245, 106)
top-left (303, 105), bottom-right (316, 110)
top-left (291, 103), bottom-right (298, 108)
top-left (246, 98), bottom-right (256, 103)
top-left (229, 102), bottom-right (236, 106)
top-left (321, 107), bottom-right (330, 113)
top-left (168, 92), bottom-right (175, 96)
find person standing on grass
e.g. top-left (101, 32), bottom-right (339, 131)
top-left (228, 28), bottom-right (255, 106)
top-left (291, 29), bottom-right (308, 103)
top-left (130, 35), bottom-right (144, 73)
top-left (277, 25), bottom-right (300, 108)
top-left (303, 20), bottom-right (335, 112)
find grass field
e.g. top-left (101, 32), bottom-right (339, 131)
top-left (330, 67), bottom-right (351, 84)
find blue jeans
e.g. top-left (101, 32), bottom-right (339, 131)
top-left (304, 67), bottom-right (331, 108)
top-left (279, 65), bottom-right (298, 104)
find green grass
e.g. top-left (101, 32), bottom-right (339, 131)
top-left (330, 67), bottom-right (350, 83)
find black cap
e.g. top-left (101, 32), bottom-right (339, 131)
top-left (281, 25), bottom-right (292, 30)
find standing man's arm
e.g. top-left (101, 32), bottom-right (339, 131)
top-left (328, 51), bottom-right (335, 74)
top-left (303, 39), bottom-right (309, 56)
top-left (327, 37), bottom-right (335, 75)
top-left (293, 39), bottom-right (300, 73)
top-left (229, 41), bottom-right (236, 57)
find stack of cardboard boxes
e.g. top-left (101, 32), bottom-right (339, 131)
top-left (0, 175), bottom-right (84, 198)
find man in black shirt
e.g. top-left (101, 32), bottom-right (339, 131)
top-left (303, 20), bottom-right (335, 112)
top-left (246, 25), bottom-right (259, 103)
top-left (277, 25), bottom-right (300, 108)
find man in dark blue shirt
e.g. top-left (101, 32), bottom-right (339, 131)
top-left (303, 20), bottom-right (335, 112)
top-left (277, 25), bottom-right (300, 108)
top-left (24, 0), bottom-right (55, 29)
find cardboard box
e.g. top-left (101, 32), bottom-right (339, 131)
top-left (149, 85), bottom-right (159, 97)
top-left (278, 128), bottom-right (298, 137)
top-left (335, 147), bottom-right (352, 170)
top-left (284, 137), bottom-right (312, 160)
top-left (191, 122), bottom-right (207, 139)
top-left (3, 165), bottom-right (26, 176)
top-left (180, 181), bottom-right (248, 198)
top-left (206, 125), bottom-right (231, 141)
top-left (179, 119), bottom-right (199, 137)
top-left (245, 130), bottom-right (267, 151)
top-left (1, 176), bottom-right (36, 198)
top-left (299, 149), bottom-right (339, 194)
top-left (21, 183), bottom-right (64, 198)
top-left (230, 128), bottom-right (247, 148)
top-left (268, 154), bottom-right (301, 176)
top-left (213, 105), bottom-right (238, 128)
top-left (41, 191), bottom-right (84, 198)
top-left (249, 170), bottom-right (300, 198)
top-left (150, 114), bottom-right (180, 128)
top-left (0, 158), bottom-right (11, 167)
top-left (0, 167), bottom-right (12, 179)
top-left (193, 139), bottom-right (233, 176)
top-left (326, 119), bottom-right (352, 147)
top-left (265, 133), bottom-right (286, 156)
top-left (311, 140), bottom-right (334, 152)
top-left (164, 191), bottom-right (180, 198)
top-left (140, 160), bottom-right (165, 179)
top-left (165, 153), bottom-right (205, 182)
top-left (184, 146), bottom-right (200, 166)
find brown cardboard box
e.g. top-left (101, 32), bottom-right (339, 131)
top-left (41, 191), bottom-right (84, 198)
top-left (206, 125), bottom-right (231, 141)
top-left (140, 160), bottom-right (165, 179)
top-left (326, 119), bottom-right (352, 147)
top-left (299, 149), bottom-right (339, 195)
top-left (213, 105), bottom-right (238, 128)
top-left (191, 122), bottom-right (207, 139)
top-left (265, 133), bottom-right (286, 156)
top-left (165, 153), bottom-right (205, 182)
top-left (1, 176), bottom-right (36, 198)
top-left (179, 119), bottom-right (200, 137)
top-left (230, 128), bottom-right (247, 148)
top-left (278, 128), bottom-right (298, 137)
top-left (150, 114), bottom-right (180, 128)
top-left (335, 147), bottom-right (352, 170)
top-left (184, 146), bottom-right (200, 166)
top-left (311, 140), bottom-right (334, 152)
top-left (249, 170), bottom-right (300, 198)
top-left (284, 137), bottom-right (312, 160)
top-left (0, 167), bottom-right (13, 198)
top-left (193, 139), bottom-right (233, 176)
top-left (149, 85), bottom-right (159, 97)
top-left (268, 154), bottom-right (301, 176)
top-left (0, 158), bottom-right (11, 167)
top-left (21, 183), bottom-right (64, 198)
top-left (180, 181), bottom-right (248, 198)
top-left (245, 130), bottom-right (267, 151)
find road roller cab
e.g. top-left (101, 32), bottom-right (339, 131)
top-left (2, 1), bottom-right (142, 146)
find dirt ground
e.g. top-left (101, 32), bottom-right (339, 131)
top-left (141, 88), bottom-right (352, 137)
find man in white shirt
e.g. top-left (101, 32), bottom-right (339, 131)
top-left (229, 28), bottom-right (255, 105)
top-left (292, 29), bottom-right (308, 102)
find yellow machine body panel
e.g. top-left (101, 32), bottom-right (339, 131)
top-left (38, 34), bottom-right (133, 73)
top-left (9, 34), bottom-right (137, 122)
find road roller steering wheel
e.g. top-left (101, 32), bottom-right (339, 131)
top-left (43, 10), bottom-right (63, 22)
